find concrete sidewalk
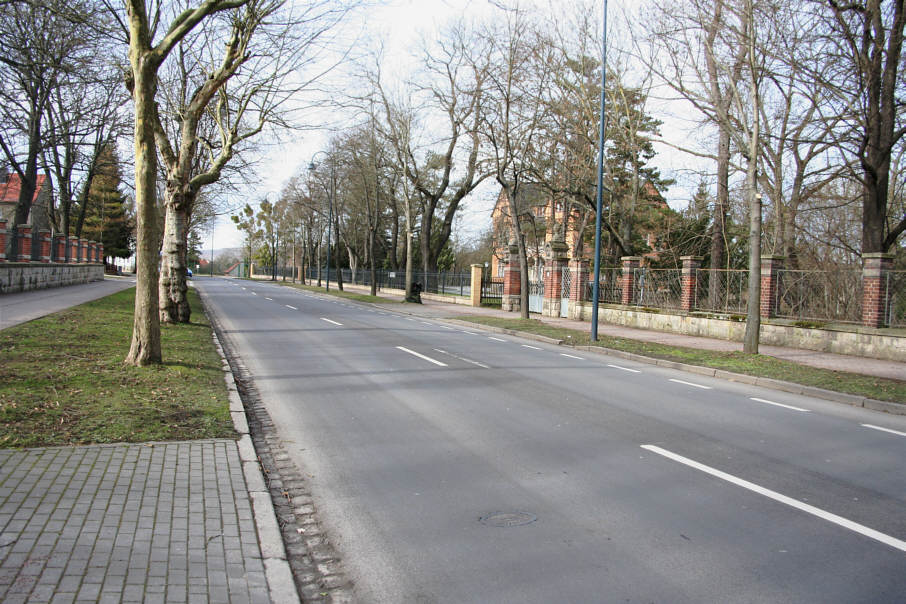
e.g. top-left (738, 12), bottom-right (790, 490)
top-left (333, 282), bottom-right (906, 383)
top-left (0, 276), bottom-right (136, 330)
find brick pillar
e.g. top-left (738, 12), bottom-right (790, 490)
top-left (542, 240), bottom-right (569, 317)
top-left (862, 253), bottom-right (894, 328)
top-left (80, 238), bottom-right (89, 263)
top-left (0, 220), bottom-right (6, 262)
top-left (570, 258), bottom-right (589, 302)
top-left (680, 256), bottom-right (702, 312)
top-left (760, 255), bottom-right (783, 319)
top-left (54, 235), bottom-right (67, 262)
top-left (88, 241), bottom-right (97, 263)
top-left (98, 243), bottom-right (104, 264)
top-left (502, 244), bottom-right (521, 313)
top-left (620, 256), bottom-right (641, 305)
top-left (69, 237), bottom-right (79, 263)
top-left (470, 264), bottom-right (483, 307)
top-left (38, 230), bottom-right (51, 262)
top-left (17, 224), bottom-right (33, 262)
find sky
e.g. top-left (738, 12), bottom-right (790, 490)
top-left (208, 0), bottom-right (704, 253)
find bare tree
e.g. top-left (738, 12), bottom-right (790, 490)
top-left (818, 0), bottom-right (906, 254)
top-left (480, 5), bottom-right (556, 319)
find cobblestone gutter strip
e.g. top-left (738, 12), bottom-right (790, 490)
top-left (200, 291), bottom-right (355, 604)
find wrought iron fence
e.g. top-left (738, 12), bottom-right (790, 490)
top-left (632, 268), bottom-right (683, 310)
top-left (695, 269), bottom-right (749, 314)
top-left (774, 269), bottom-right (863, 324)
top-left (584, 267), bottom-right (622, 303)
top-left (888, 271), bottom-right (906, 328)
top-left (481, 276), bottom-right (503, 305)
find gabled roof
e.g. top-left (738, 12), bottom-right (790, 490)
top-left (0, 173), bottom-right (48, 204)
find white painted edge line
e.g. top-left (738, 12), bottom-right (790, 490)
top-left (285, 305), bottom-right (297, 310)
top-left (433, 348), bottom-right (490, 369)
top-left (641, 444), bottom-right (906, 553)
top-left (608, 363), bottom-right (641, 373)
top-left (750, 397), bottom-right (809, 413)
top-left (861, 424), bottom-right (906, 438)
top-left (460, 330), bottom-right (477, 335)
top-left (320, 318), bottom-right (342, 326)
top-left (264, 297), bottom-right (273, 301)
top-left (521, 344), bottom-right (541, 350)
top-left (421, 321), bottom-right (433, 325)
top-left (561, 353), bottom-right (584, 360)
top-left (251, 292), bottom-right (257, 296)
top-left (440, 326), bottom-right (455, 330)
top-left (396, 346), bottom-right (447, 367)
top-left (488, 337), bottom-right (506, 342)
top-left (669, 378), bottom-right (712, 390)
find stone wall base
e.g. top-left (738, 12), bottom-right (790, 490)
top-left (571, 302), bottom-right (906, 362)
top-left (0, 263), bottom-right (104, 294)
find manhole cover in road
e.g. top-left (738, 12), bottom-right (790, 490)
top-left (479, 511), bottom-right (537, 527)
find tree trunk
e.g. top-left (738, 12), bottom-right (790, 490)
top-left (709, 124), bottom-right (731, 306)
top-left (334, 214), bottom-right (344, 291)
top-left (405, 228), bottom-right (414, 299)
top-left (369, 229), bottom-right (377, 296)
top-left (125, 56), bottom-right (162, 365)
top-left (159, 200), bottom-right (190, 323)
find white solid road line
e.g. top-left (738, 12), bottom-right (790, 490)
top-left (285, 305), bottom-right (298, 310)
top-left (460, 331), bottom-right (477, 335)
top-left (607, 364), bottom-right (641, 373)
top-left (750, 397), bottom-right (810, 413)
top-left (561, 353), bottom-right (584, 360)
top-left (396, 346), bottom-right (447, 367)
top-left (441, 326), bottom-right (455, 330)
top-left (251, 292), bottom-right (257, 296)
top-left (669, 378), bottom-right (712, 390)
top-left (488, 337), bottom-right (506, 342)
top-left (320, 318), bottom-right (343, 326)
top-left (265, 297), bottom-right (273, 301)
top-left (861, 424), bottom-right (906, 438)
top-left (521, 345), bottom-right (541, 350)
top-left (433, 349), bottom-right (490, 369)
top-left (641, 444), bottom-right (906, 554)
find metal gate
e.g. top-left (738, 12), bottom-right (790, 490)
top-left (528, 279), bottom-right (544, 313)
top-left (560, 266), bottom-right (571, 318)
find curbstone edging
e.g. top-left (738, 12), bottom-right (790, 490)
top-left (210, 327), bottom-right (301, 604)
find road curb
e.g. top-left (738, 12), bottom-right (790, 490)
top-left (210, 330), bottom-right (302, 604)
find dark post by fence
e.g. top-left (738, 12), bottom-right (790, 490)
top-left (680, 256), bottom-right (702, 312)
top-left (862, 253), bottom-right (894, 328)
top-left (620, 256), bottom-right (641, 305)
top-left (502, 243), bottom-right (522, 313)
top-left (17, 224), bottom-right (32, 262)
top-left (0, 219), bottom-right (6, 262)
top-left (760, 255), bottom-right (783, 319)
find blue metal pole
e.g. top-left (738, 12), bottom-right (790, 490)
top-left (591, 0), bottom-right (608, 342)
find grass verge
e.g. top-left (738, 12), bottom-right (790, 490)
top-left (0, 287), bottom-right (235, 448)
top-left (455, 315), bottom-right (906, 404)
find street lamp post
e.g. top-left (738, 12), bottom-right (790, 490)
top-left (309, 153), bottom-right (335, 292)
top-left (591, 0), bottom-right (608, 342)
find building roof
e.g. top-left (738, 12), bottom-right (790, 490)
top-left (0, 173), bottom-right (48, 205)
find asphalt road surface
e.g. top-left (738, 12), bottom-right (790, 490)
top-left (198, 277), bottom-right (906, 603)
top-left (0, 277), bottom-right (135, 330)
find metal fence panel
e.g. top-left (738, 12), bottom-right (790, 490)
top-left (633, 268), bottom-right (682, 310)
top-left (888, 271), bottom-right (906, 328)
top-left (775, 269), bottom-right (862, 324)
top-left (695, 269), bottom-right (748, 314)
top-left (584, 268), bottom-right (622, 303)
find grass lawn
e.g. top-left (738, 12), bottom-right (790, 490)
top-left (0, 287), bottom-right (235, 448)
top-left (455, 316), bottom-right (906, 405)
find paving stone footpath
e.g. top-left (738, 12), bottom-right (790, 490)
top-left (0, 440), bottom-right (270, 604)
